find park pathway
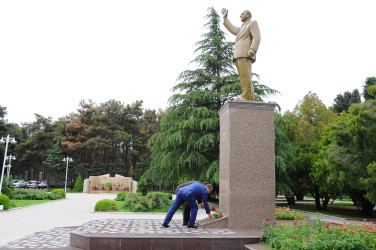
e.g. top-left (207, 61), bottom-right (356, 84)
top-left (0, 193), bottom-right (208, 247)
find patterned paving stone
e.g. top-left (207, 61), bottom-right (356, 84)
top-left (0, 219), bottom-right (237, 249)
top-left (1, 226), bottom-right (77, 249)
top-left (71, 219), bottom-right (235, 236)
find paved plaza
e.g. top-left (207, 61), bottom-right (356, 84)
top-left (0, 193), bottom-right (367, 249)
top-left (0, 193), bottom-right (209, 249)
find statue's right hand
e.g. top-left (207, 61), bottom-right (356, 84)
top-left (221, 8), bottom-right (228, 18)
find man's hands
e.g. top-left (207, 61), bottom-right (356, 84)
top-left (248, 49), bottom-right (256, 57)
top-left (200, 203), bottom-right (205, 209)
top-left (208, 213), bottom-right (213, 219)
top-left (221, 8), bottom-right (228, 19)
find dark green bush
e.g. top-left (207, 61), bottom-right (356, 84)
top-left (13, 194), bottom-right (28, 200)
top-left (123, 193), bottom-right (148, 212)
top-left (137, 177), bottom-right (148, 196)
top-left (123, 192), bottom-right (173, 212)
top-left (51, 189), bottom-right (66, 198)
top-left (13, 189), bottom-right (29, 195)
top-left (12, 189), bottom-right (63, 200)
top-left (115, 191), bottom-right (128, 201)
top-left (1, 180), bottom-right (14, 199)
top-left (0, 194), bottom-right (11, 210)
top-left (145, 192), bottom-right (173, 209)
top-left (94, 199), bottom-right (119, 212)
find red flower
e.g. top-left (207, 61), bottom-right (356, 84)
top-left (265, 218), bottom-right (270, 221)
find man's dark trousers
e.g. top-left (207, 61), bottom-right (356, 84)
top-left (164, 190), bottom-right (198, 226)
top-left (182, 204), bottom-right (191, 225)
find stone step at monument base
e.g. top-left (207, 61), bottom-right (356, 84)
top-left (69, 219), bottom-right (261, 250)
top-left (198, 216), bottom-right (228, 229)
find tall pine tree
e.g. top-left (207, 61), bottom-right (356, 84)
top-left (42, 140), bottom-right (65, 188)
top-left (144, 7), bottom-right (277, 187)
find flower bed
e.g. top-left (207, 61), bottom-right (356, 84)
top-left (276, 206), bottom-right (308, 220)
top-left (261, 217), bottom-right (376, 249)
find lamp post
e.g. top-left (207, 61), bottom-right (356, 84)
top-left (6, 154), bottom-right (16, 184)
top-left (62, 156), bottom-right (73, 193)
top-left (0, 135), bottom-right (17, 195)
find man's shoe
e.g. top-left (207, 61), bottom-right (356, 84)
top-left (162, 223), bottom-right (169, 228)
top-left (187, 223), bottom-right (198, 228)
top-left (182, 222), bottom-right (187, 226)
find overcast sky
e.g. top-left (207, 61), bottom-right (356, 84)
top-left (1, 0), bottom-right (376, 125)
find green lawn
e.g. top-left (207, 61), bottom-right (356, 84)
top-left (276, 202), bottom-right (375, 219)
top-left (11, 199), bottom-right (52, 208)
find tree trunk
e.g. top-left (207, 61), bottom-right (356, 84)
top-left (361, 197), bottom-right (375, 217)
top-left (295, 191), bottom-right (305, 201)
top-left (285, 195), bottom-right (295, 205)
top-left (321, 195), bottom-right (331, 211)
top-left (313, 186), bottom-right (322, 211)
top-left (46, 167), bottom-right (50, 189)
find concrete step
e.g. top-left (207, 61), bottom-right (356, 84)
top-left (244, 243), bottom-right (271, 250)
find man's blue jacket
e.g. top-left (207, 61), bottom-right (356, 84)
top-left (178, 182), bottom-right (210, 214)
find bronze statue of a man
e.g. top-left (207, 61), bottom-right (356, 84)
top-left (222, 8), bottom-right (261, 101)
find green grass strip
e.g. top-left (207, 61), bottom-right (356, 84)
top-left (11, 199), bottom-right (52, 208)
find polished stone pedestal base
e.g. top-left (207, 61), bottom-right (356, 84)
top-left (69, 219), bottom-right (261, 250)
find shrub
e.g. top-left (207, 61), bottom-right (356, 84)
top-left (276, 207), bottom-right (308, 220)
top-left (94, 199), bottom-right (118, 212)
top-left (122, 192), bottom-right (173, 212)
top-left (51, 189), bottom-right (66, 198)
top-left (145, 192), bottom-right (173, 210)
top-left (137, 176), bottom-right (148, 196)
top-left (1, 180), bottom-right (14, 199)
top-left (115, 191), bottom-right (128, 201)
top-left (11, 189), bottom-right (63, 200)
top-left (0, 194), bottom-right (11, 210)
top-left (123, 193), bottom-right (148, 212)
top-left (147, 191), bottom-right (172, 200)
top-left (74, 173), bottom-right (83, 192)
top-left (105, 182), bottom-right (112, 188)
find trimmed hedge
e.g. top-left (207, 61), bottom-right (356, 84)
top-left (12, 189), bottom-right (65, 200)
top-left (0, 194), bottom-right (11, 210)
top-left (94, 199), bottom-right (119, 212)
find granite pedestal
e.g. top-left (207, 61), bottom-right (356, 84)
top-left (218, 101), bottom-right (276, 229)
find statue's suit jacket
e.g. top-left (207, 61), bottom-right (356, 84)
top-left (223, 18), bottom-right (261, 63)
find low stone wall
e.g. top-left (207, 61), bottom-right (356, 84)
top-left (83, 174), bottom-right (137, 193)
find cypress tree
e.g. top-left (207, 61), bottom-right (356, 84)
top-left (74, 173), bottom-right (83, 192)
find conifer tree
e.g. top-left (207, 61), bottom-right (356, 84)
top-left (145, 7), bottom-right (277, 186)
top-left (74, 173), bottom-right (83, 192)
top-left (42, 140), bottom-right (65, 188)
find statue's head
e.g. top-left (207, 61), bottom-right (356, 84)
top-left (240, 10), bottom-right (252, 22)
